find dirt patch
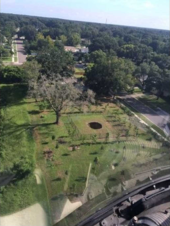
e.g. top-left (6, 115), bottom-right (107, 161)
top-left (68, 146), bottom-right (80, 151)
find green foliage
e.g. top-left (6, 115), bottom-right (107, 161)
top-left (52, 135), bottom-right (55, 140)
top-left (85, 55), bottom-right (135, 95)
top-left (36, 47), bottom-right (74, 76)
top-left (67, 33), bottom-right (81, 46)
top-left (0, 66), bottom-right (24, 84)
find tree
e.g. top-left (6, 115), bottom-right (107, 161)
top-left (135, 62), bottom-right (150, 87)
top-left (68, 33), bottom-right (81, 46)
top-left (36, 47), bottom-right (74, 77)
top-left (89, 50), bottom-right (107, 64)
top-left (144, 62), bottom-right (162, 92)
top-left (46, 35), bottom-right (54, 47)
top-left (85, 56), bottom-right (135, 95)
top-left (36, 32), bottom-right (45, 40)
top-left (60, 35), bottom-right (67, 44)
top-left (18, 25), bottom-right (37, 41)
top-left (38, 76), bottom-right (95, 124)
top-left (22, 60), bottom-right (41, 101)
top-left (0, 66), bottom-right (24, 84)
top-left (12, 156), bottom-right (35, 180)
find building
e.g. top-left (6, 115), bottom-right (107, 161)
top-left (64, 46), bottom-right (89, 54)
top-left (64, 46), bottom-right (79, 53)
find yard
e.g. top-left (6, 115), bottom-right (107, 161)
top-left (0, 85), bottom-right (50, 216)
top-left (26, 94), bottom-right (169, 199)
top-left (1, 84), bottom-right (169, 216)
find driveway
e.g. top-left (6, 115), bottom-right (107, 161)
top-left (15, 40), bottom-right (27, 65)
top-left (122, 95), bottom-right (170, 136)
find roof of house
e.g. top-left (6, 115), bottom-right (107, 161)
top-left (64, 46), bottom-right (79, 53)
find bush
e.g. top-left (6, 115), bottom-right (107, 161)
top-left (52, 135), bottom-right (55, 140)
top-left (0, 66), bottom-right (25, 84)
top-left (55, 142), bottom-right (59, 149)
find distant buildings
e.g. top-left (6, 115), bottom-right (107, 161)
top-left (64, 46), bottom-right (89, 54)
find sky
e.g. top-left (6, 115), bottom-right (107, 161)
top-left (1, 0), bottom-right (169, 30)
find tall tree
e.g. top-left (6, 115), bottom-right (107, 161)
top-left (36, 47), bottom-right (74, 77)
top-left (68, 33), bottom-right (81, 46)
top-left (22, 60), bottom-right (41, 101)
top-left (38, 76), bottom-right (95, 124)
top-left (85, 56), bottom-right (135, 95)
top-left (60, 35), bottom-right (67, 45)
top-left (135, 62), bottom-right (150, 87)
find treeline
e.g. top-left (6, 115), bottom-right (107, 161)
top-left (0, 13), bottom-right (170, 96)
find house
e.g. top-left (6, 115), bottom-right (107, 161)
top-left (64, 46), bottom-right (79, 53)
top-left (64, 46), bottom-right (89, 54)
top-left (19, 36), bottom-right (25, 40)
top-left (80, 47), bottom-right (89, 54)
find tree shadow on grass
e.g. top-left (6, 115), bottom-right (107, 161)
top-left (62, 153), bottom-right (70, 157)
top-left (28, 110), bottom-right (41, 115)
top-left (0, 84), bottom-right (28, 107)
top-left (75, 177), bottom-right (86, 182)
top-left (89, 152), bottom-right (98, 155)
top-left (108, 178), bottom-right (117, 182)
top-left (52, 177), bottom-right (62, 182)
top-left (2, 121), bottom-right (55, 138)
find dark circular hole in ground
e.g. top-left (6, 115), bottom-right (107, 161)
top-left (89, 122), bottom-right (102, 130)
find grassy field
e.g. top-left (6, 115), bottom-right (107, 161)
top-left (26, 95), bottom-right (169, 199)
top-left (2, 57), bottom-right (12, 62)
top-left (138, 94), bottom-right (170, 114)
top-left (74, 67), bottom-right (85, 78)
top-left (0, 85), bottom-right (50, 216)
top-left (1, 84), bottom-right (169, 217)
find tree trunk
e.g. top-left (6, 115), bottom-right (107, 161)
top-left (55, 112), bottom-right (60, 124)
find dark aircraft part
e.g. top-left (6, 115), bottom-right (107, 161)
top-left (129, 211), bottom-right (170, 226)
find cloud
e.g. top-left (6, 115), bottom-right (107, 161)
top-left (3, 0), bottom-right (16, 3)
top-left (144, 1), bottom-right (154, 8)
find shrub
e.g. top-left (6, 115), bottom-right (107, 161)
top-left (0, 66), bottom-right (24, 84)
top-left (52, 135), bottom-right (55, 140)
top-left (55, 142), bottom-right (59, 149)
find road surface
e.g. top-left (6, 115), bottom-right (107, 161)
top-left (15, 40), bottom-right (27, 64)
top-left (123, 96), bottom-right (170, 136)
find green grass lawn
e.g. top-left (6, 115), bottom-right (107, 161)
top-left (2, 56), bottom-right (12, 62)
top-left (26, 96), bottom-right (169, 199)
top-left (71, 114), bottom-right (112, 135)
top-left (74, 67), bottom-right (85, 78)
top-left (1, 84), bottom-right (169, 216)
top-left (0, 85), bottom-right (50, 216)
top-left (134, 87), bottom-right (142, 93)
top-left (138, 94), bottom-right (170, 114)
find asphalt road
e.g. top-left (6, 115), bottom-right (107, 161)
top-left (123, 96), bottom-right (170, 136)
top-left (15, 40), bottom-right (27, 64)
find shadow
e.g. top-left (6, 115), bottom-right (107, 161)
top-left (75, 176), bottom-right (86, 182)
top-left (28, 110), bottom-right (40, 115)
top-left (52, 177), bottom-right (62, 182)
top-left (108, 178), bottom-right (117, 182)
top-left (0, 173), bottom-right (15, 187)
top-left (42, 142), bottom-right (49, 145)
top-left (0, 84), bottom-right (28, 107)
top-left (62, 153), bottom-right (70, 156)
top-left (113, 163), bottom-right (119, 167)
top-left (90, 152), bottom-right (98, 155)
top-left (1, 122), bottom-right (54, 138)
